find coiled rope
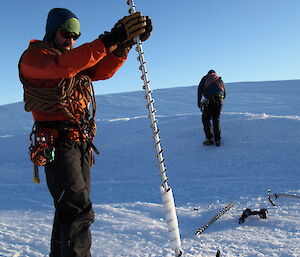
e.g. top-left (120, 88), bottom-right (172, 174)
top-left (19, 42), bottom-right (97, 141)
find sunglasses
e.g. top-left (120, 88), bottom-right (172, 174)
top-left (59, 30), bottom-right (81, 40)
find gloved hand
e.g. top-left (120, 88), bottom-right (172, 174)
top-left (199, 102), bottom-right (203, 111)
top-left (199, 99), bottom-right (208, 111)
top-left (113, 16), bottom-right (152, 57)
top-left (100, 12), bottom-right (151, 52)
top-left (137, 16), bottom-right (152, 42)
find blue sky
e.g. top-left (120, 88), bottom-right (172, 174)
top-left (1, 0), bottom-right (299, 105)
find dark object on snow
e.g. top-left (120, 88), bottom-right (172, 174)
top-left (238, 208), bottom-right (268, 224)
top-left (216, 250), bottom-right (221, 256)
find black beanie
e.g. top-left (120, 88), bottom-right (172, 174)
top-left (43, 8), bottom-right (79, 41)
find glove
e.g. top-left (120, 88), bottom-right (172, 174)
top-left (138, 16), bottom-right (152, 42)
top-left (100, 12), bottom-right (149, 52)
top-left (113, 16), bottom-right (152, 57)
top-left (199, 102), bottom-right (203, 111)
top-left (199, 99), bottom-right (208, 111)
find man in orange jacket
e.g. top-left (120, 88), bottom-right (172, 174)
top-left (19, 8), bottom-right (152, 257)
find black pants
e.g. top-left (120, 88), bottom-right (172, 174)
top-left (45, 140), bottom-right (95, 257)
top-left (202, 96), bottom-right (223, 141)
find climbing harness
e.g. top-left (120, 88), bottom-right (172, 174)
top-left (29, 127), bottom-right (57, 166)
top-left (29, 126), bottom-right (59, 183)
top-left (126, 1), bottom-right (182, 256)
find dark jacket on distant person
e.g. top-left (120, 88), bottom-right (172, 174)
top-left (197, 71), bottom-right (226, 108)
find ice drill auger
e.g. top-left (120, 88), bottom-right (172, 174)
top-left (126, 1), bottom-right (182, 256)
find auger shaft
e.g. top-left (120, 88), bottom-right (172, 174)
top-left (126, 1), bottom-right (182, 256)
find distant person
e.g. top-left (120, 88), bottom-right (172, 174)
top-left (18, 8), bottom-right (152, 257)
top-left (197, 70), bottom-right (226, 146)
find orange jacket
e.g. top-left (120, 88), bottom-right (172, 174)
top-left (19, 39), bottom-right (127, 121)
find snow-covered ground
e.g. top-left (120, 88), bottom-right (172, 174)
top-left (0, 80), bottom-right (299, 256)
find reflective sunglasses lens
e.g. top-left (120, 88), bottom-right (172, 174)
top-left (60, 31), bottom-right (80, 40)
